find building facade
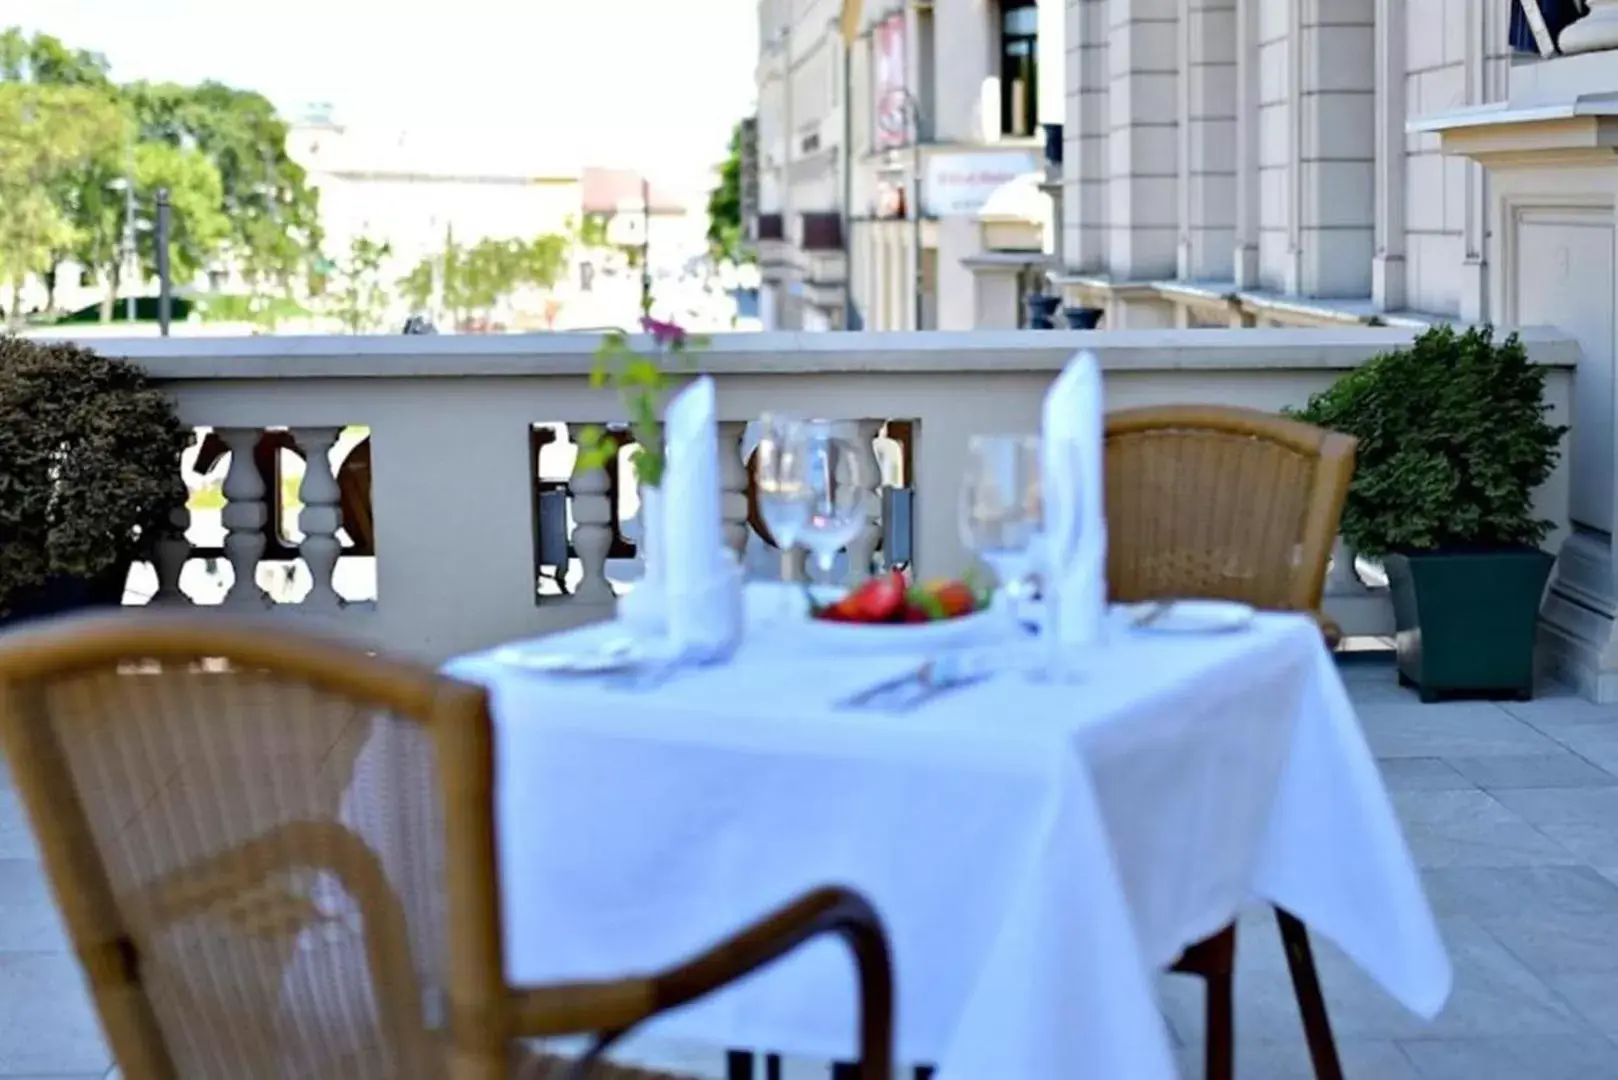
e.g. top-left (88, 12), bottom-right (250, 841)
top-left (1051, 0), bottom-right (1538, 331)
top-left (753, 0), bottom-right (1069, 332)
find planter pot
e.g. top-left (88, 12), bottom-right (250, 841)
top-left (617, 485), bottom-right (668, 634)
top-left (1063, 306), bottom-right (1105, 330)
top-left (0, 562), bottom-right (131, 631)
top-left (1384, 548), bottom-right (1555, 702)
top-left (1025, 293), bottom-right (1061, 330)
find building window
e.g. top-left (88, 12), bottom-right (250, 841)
top-left (999, 0), bottom-right (1038, 138)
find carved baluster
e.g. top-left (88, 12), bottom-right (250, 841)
top-left (718, 420), bottom-right (750, 560)
top-left (568, 434), bottom-right (616, 604)
top-left (150, 503), bottom-right (194, 606)
top-left (219, 427), bottom-right (270, 608)
top-left (844, 419), bottom-right (885, 581)
top-left (296, 427), bottom-right (344, 611)
top-left (1323, 536), bottom-right (1368, 596)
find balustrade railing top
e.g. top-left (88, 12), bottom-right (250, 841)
top-left (60, 326), bottom-right (1576, 662)
top-left (90, 325), bottom-right (1580, 380)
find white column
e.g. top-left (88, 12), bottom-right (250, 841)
top-left (151, 504), bottom-right (193, 606)
top-left (219, 427), bottom-right (270, 610)
top-left (718, 421), bottom-right (750, 559)
top-left (1066, 0), bottom-right (1109, 271)
top-left (844, 419), bottom-right (885, 581)
top-left (1296, 0), bottom-right (1376, 298)
top-left (1372, 0), bottom-right (1406, 310)
top-left (1460, 0), bottom-right (1489, 322)
top-left (1177, 0), bottom-right (1238, 281)
top-left (1282, 0), bottom-right (1304, 294)
top-left (567, 448), bottom-right (616, 605)
top-left (1105, 0), bottom-right (1180, 281)
top-left (1232, 0), bottom-right (1260, 286)
top-left (296, 427), bottom-right (345, 612)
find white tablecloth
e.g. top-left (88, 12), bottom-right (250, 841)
top-left (433, 588), bottom-right (1450, 1079)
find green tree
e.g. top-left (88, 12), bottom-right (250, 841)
top-left (0, 83), bottom-right (125, 326)
top-left (570, 212), bottom-right (610, 252)
top-left (400, 232), bottom-right (571, 329)
top-left (126, 80), bottom-right (322, 292)
top-left (133, 141), bottom-right (230, 285)
top-left (324, 234), bottom-right (393, 333)
top-left (0, 27), bottom-right (111, 87)
top-left (705, 119), bottom-right (750, 265)
top-left (0, 28), bottom-right (124, 315)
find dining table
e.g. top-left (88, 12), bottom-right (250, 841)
top-left (424, 585), bottom-right (1452, 1079)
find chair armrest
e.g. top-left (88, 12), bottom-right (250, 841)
top-left (508, 886), bottom-right (893, 1078)
top-left (1309, 610), bottom-right (1342, 650)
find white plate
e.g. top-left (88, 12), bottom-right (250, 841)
top-left (794, 607), bottom-right (998, 654)
top-left (1123, 600), bottom-right (1255, 634)
top-left (492, 637), bottom-right (645, 674)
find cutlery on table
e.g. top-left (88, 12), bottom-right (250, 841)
top-left (836, 655), bottom-right (992, 713)
top-left (1132, 601), bottom-right (1175, 628)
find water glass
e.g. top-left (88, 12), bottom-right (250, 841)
top-left (798, 420), bottom-right (874, 597)
top-left (754, 413), bottom-right (812, 614)
top-left (959, 434), bottom-right (1042, 634)
top-left (755, 413), bottom-right (812, 554)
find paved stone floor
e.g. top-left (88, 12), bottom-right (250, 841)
top-left (9, 656), bottom-right (1618, 1078)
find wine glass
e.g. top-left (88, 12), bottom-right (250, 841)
top-left (959, 434), bottom-right (1042, 636)
top-left (753, 413), bottom-right (812, 613)
top-left (798, 420), bottom-right (874, 599)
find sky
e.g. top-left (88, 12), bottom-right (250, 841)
top-left (0, 0), bottom-right (760, 195)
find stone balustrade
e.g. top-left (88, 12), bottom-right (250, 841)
top-left (77, 326), bottom-right (1577, 663)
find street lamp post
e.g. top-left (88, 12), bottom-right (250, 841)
top-left (155, 188), bottom-right (173, 337)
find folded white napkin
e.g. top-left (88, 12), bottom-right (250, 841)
top-left (662, 376), bottom-right (742, 660)
top-left (1041, 351), bottom-right (1108, 655)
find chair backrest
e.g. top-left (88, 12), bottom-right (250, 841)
top-left (1104, 405), bottom-right (1356, 612)
top-left (0, 613), bottom-right (506, 1080)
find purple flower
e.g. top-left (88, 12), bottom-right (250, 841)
top-left (640, 315), bottom-right (688, 347)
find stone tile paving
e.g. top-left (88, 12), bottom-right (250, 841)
top-left (9, 657), bottom-right (1618, 1078)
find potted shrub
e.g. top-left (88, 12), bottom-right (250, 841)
top-left (1294, 325), bottom-right (1566, 701)
top-left (0, 337), bottom-right (190, 626)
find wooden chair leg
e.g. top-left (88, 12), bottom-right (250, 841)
top-left (1204, 967), bottom-right (1234, 1080)
top-left (1276, 909), bottom-right (1344, 1080)
top-left (1172, 924), bottom-right (1236, 1080)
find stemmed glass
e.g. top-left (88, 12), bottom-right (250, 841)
top-left (798, 420), bottom-right (874, 600)
top-left (959, 434), bottom-right (1043, 638)
top-left (753, 413), bottom-right (812, 614)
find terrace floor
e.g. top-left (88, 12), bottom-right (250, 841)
top-left (7, 657), bottom-right (1618, 1079)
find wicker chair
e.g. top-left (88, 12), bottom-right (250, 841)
top-left (0, 614), bottom-right (893, 1080)
top-left (1104, 404), bottom-right (1356, 1080)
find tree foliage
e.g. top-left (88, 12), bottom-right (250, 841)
top-left (0, 27), bottom-right (321, 323)
top-left (126, 80), bottom-right (321, 288)
top-left (705, 119), bottom-right (749, 265)
top-left (1292, 325), bottom-right (1567, 556)
top-left (0, 81), bottom-right (128, 324)
top-left (322, 234), bottom-right (393, 334)
top-left (399, 232), bottom-right (571, 329)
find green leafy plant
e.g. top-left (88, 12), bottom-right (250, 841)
top-left (1292, 324), bottom-right (1566, 557)
top-left (0, 335), bottom-right (190, 617)
top-left (575, 315), bottom-right (705, 488)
